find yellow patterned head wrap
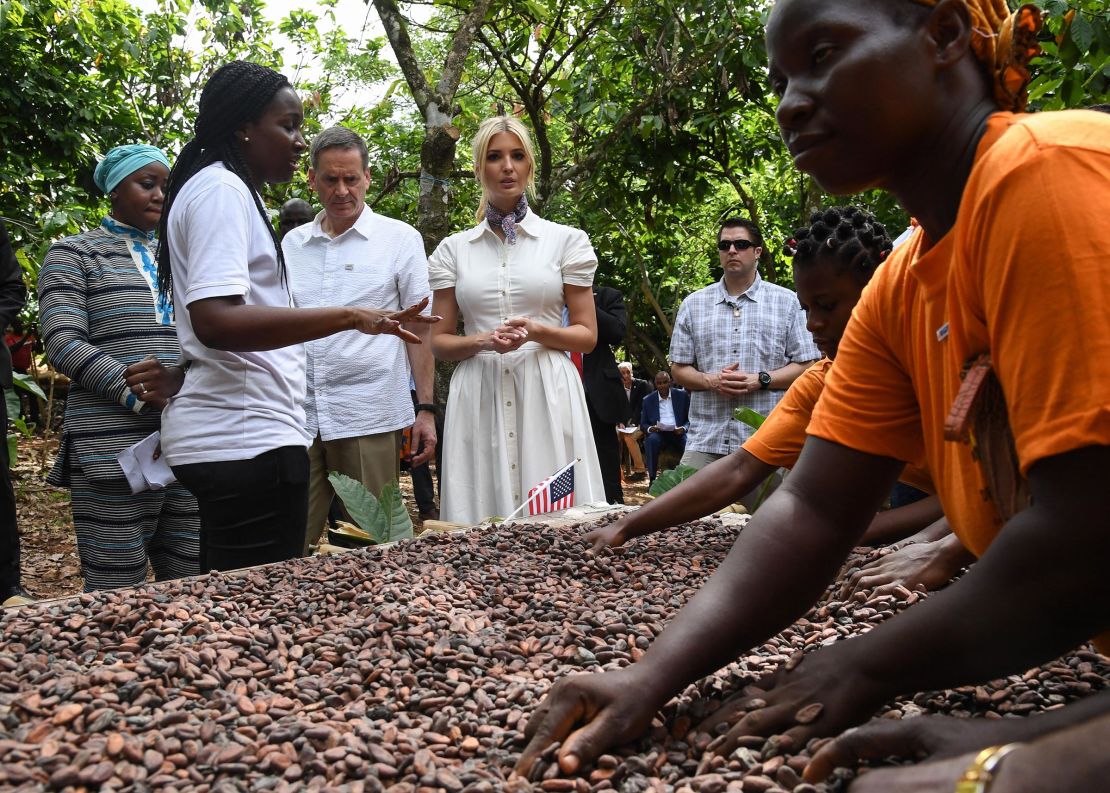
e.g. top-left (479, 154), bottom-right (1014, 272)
top-left (911, 1), bottom-right (1043, 111)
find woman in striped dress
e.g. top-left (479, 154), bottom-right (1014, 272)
top-left (39, 145), bottom-right (201, 591)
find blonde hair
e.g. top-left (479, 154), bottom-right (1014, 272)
top-left (472, 115), bottom-right (537, 221)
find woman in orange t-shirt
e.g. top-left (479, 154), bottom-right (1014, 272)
top-left (518, 1), bottom-right (1110, 786)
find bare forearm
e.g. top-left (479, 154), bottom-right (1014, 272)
top-left (992, 705), bottom-right (1110, 793)
top-left (622, 451), bottom-right (774, 541)
top-left (671, 363), bottom-right (709, 391)
top-left (851, 497), bottom-right (1109, 699)
top-left (637, 475), bottom-right (888, 702)
top-left (769, 361), bottom-right (815, 390)
top-left (860, 495), bottom-right (944, 546)
top-left (190, 304), bottom-right (355, 352)
top-left (406, 323), bottom-right (435, 402)
top-left (525, 322), bottom-right (597, 354)
top-left (431, 330), bottom-right (489, 361)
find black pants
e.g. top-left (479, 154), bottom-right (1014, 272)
top-left (410, 393), bottom-right (444, 514)
top-left (0, 390), bottom-right (20, 594)
top-left (587, 401), bottom-right (623, 504)
top-left (172, 446), bottom-right (308, 574)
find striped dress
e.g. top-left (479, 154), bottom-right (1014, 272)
top-left (39, 218), bottom-right (200, 591)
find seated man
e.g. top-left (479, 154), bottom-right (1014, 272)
top-left (639, 371), bottom-right (689, 483)
top-left (617, 361), bottom-right (649, 480)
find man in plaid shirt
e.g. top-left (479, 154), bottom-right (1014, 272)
top-left (670, 217), bottom-right (818, 503)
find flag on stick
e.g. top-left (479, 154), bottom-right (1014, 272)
top-left (525, 459), bottom-right (576, 516)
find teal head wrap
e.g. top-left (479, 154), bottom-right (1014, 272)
top-left (93, 144), bottom-right (171, 194)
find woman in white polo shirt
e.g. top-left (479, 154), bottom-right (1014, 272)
top-left (152, 61), bottom-right (434, 573)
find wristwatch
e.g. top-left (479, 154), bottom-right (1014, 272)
top-left (758, 371), bottom-right (771, 390)
top-left (415, 403), bottom-right (439, 415)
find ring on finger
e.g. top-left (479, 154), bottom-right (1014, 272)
top-left (139, 382), bottom-right (147, 394)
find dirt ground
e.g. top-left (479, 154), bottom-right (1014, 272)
top-left (11, 434), bottom-right (652, 601)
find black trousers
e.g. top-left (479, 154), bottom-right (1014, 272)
top-left (0, 391), bottom-right (20, 594)
top-left (172, 446), bottom-right (308, 574)
top-left (587, 400), bottom-right (623, 504)
top-left (409, 393), bottom-right (444, 514)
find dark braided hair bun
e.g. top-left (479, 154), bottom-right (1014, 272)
top-left (157, 61), bottom-right (293, 299)
top-left (787, 206), bottom-right (893, 280)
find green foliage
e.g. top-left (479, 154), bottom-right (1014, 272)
top-left (1028, 1), bottom-right (1110, 110)
top-left (327, 472), bottom-right (414, 544)
top-left (647, 463), bottom-right (699, 497)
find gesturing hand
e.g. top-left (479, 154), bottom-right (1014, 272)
top-left (123, 355), bottom-right (185, 411)
top-left (353, 297), bottom-right (440, 342)
top-left (515, 669), bottom-right (660, 778)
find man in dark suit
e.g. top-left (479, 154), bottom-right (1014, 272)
top-left (639, 370), bottom-right (690, 483)
top-left (617, 362), bottom-right (650, 480)
top-left (0, 220), bottom-right (29, 605)
top-left (582, 287), bottom-right (629, 504)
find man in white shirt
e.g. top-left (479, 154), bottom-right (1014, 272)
top-left (282, 127), bottom-right (435, 553)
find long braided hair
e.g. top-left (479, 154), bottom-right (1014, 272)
top-left (787, 206), bottom-right (893, 281)
top-left (157, 61), bottom-right (292, 300)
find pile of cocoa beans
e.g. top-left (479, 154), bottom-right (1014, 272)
top-left (1, 515), bottom-right (1106, 792)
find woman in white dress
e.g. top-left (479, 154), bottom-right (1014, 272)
top-left (429, 116), bottom-right (605, 524)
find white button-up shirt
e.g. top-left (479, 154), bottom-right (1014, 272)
top-left (282, 205), bottom-right (431, 440)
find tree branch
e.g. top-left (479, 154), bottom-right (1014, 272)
top-left (372, 0), bottom-right (433, 114)
top-left (435, 0), bottom-right (496, 105)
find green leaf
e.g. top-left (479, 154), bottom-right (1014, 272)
top-left (733, 406), bottom-right (766, 430)
top-left (4, 388), bottom-right (17, 423)
top-left (6, 433), bottom-right (16, 465)
top-left (328, 471), bottom-right (386, 542)
top-left (12, 372), bottom-right (45, 400)
top-left (647, 463), bottom-right (699, 497)
top-left (1071, 11), bottom-right (1095, 55)
top-left (327, 472), bottom-right (413, 544)
top-left (377, 480), bottom-right (414, 543)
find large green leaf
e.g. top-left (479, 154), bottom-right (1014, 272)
top-left (377, 480), bottom-right (414, 543)
top-left (327, 472), bottom-right (413, 544)
top-left (647, 463), bottom-right (699, 497)
top-left (12, 372), bottom-right (45, 400)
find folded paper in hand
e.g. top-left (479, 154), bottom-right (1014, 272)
top-left (657, 423), bottom-right (676, 432)
top-left (117, 431), bottom-right (176, 494)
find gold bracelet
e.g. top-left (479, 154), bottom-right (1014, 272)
top-left (954, 742), bottom-right (1023, 793)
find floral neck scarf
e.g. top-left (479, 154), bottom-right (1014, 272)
top-left (485, 195), bottom-right (529, 245)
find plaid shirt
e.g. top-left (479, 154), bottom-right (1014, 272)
top-left (670, 275), bottom-right (819, 455)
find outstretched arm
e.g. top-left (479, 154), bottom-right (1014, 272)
top-left (584, 448), bottom-right (777, 550)
top-left (705, 444), bottom-right (1110, 758)
top-left (520, 437), bottom-right (900, 774)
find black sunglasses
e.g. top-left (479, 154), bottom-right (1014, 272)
top-left (718, 239), bottom-right (757, 252)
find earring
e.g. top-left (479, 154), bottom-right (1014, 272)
top-left (243, 136), bottom-right (250, 143)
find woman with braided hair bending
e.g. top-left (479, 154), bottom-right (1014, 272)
top-left (585, 205), bottom-right (947, 554)
top-left (151, 61), bottom-right (436, 573)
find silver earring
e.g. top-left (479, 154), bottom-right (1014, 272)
top-left (243, 136), bottom-right (250, 143)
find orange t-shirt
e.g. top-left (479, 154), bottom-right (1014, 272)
top-left (808, 110), bottom-right (1110, 650)
top-left (743, 358), bottom-right (933, 493)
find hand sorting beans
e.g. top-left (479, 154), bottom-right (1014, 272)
top-left (1, 516), bottom-right (1106, 792)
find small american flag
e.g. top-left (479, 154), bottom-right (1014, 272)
top-left (526, 461), bottom-right (576, 515)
